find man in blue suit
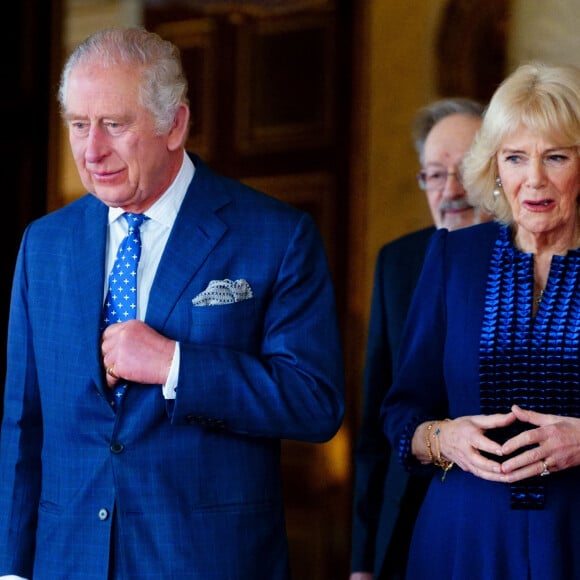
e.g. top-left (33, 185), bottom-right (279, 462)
top-left (349, 98), bottom-right (486, 580)
top-left (0, 28), bottom-right (344, 579)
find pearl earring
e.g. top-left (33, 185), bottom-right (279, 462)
top-left (493, 177), bottom-right (502, 198)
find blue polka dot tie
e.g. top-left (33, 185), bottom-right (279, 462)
top-left (101, 212), bottom-right (148, 409)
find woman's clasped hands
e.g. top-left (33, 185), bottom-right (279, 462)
top-left (430, 405), bottom-right (580, 483)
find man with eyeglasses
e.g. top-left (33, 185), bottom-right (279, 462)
top-left (415, 100), bottom-right (487, 230)
top-left (350, 98), bottom-right (492, 580)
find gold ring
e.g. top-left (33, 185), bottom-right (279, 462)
top-left (106, 365), bottom-right (117, 378)
top-left (540, 461), bottom-right (550, 477)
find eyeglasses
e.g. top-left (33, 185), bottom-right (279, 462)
top-left (417, 169), bottom-right (463, 191)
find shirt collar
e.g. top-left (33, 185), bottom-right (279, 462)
top-left (107, 153), bottom-right (195, 228)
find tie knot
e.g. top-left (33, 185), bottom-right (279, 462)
top-left (123, 212), bottom-right (148, 232)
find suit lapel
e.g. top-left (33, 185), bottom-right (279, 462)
top-left (145, 161), bottom-right (230, 330)
top-left (68, 160), bottom-right (231, 397)
top-left (71, 199), bottom-right (110, 394)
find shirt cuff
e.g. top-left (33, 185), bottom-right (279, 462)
top-left (162, 342), bottom-right (180, 400)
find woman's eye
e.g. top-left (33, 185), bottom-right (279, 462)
top-left (546, 154), bottom-right (568, 163)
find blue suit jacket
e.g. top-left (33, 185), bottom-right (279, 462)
top-left (350, 226), bottom-right (435, 578)
top-left (0, 155), bottom-right (345, 579)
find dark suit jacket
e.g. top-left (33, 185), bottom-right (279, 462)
top-left (0, 154), bottom-right (345, 579)
top-left (350, 226), bottom-right (436, 579)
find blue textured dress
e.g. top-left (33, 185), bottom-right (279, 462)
top-left (381, 221), bottom-right (580, 580)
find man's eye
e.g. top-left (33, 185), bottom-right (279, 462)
top-left (427, 172), bottom-right (444, 181)
top-left (104, 122), bottom-right (125, 135)
top-left (70, 122), bottom-right (89, 134)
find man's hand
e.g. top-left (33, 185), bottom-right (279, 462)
top-left (101, 319), bottom-right (175, 387)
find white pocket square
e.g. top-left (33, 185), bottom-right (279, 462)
top-left (192, 278), bottom-right (254, 306)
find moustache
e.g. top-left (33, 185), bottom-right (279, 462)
top-left (439, 199), bottom-right (474, 213)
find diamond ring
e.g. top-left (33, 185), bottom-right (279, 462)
top-left (540, 461), bottom-right (550, 477)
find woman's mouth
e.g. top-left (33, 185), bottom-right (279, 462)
top-left (524, 199), bottom-right (554, 211)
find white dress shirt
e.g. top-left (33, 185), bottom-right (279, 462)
top-left (106, 152), bottom-right (194, 400)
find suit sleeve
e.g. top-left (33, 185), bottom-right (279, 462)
top-left (171, 212), bottom-right (345, 443)
top-left (0, 227), bottom-right (42, 578)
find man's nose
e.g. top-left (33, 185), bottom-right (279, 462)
top-left (441, 171), bottom-right (464, 198)
top-left (85, 125), bottom-right (109, 162)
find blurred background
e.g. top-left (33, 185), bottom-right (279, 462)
top-left (3, 1), bottom-right (579, 577)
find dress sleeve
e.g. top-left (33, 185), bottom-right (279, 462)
top-left (380, 228), bottom-right (451, 472)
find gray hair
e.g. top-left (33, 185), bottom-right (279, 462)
top-left (462, 61), bottom-right (580, 224)
top-left (58, 27), bottom-right (189, 136)
top-left (412, 97), bottom-right (485, 165)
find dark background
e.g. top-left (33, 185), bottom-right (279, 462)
top-left (1, 1), bottom-right (62, 418)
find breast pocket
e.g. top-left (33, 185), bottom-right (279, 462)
top-left (189, 299), bottom-right (260, 349)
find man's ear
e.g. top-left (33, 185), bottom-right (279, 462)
top-left (167, 103), bottom-right (190, 151)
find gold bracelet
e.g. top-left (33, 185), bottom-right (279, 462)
top-left (425, 422), bottom-right (435, 463)
top-left (432, 419), bottom-right (454, 481)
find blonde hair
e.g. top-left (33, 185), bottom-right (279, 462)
top-left (462, 62), bottom-right (580, 224)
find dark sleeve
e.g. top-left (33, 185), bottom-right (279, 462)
top-left (350, 248), bottom-right (392, 571)
top-left (350, 228), bottom-right (434, 571)
top-left (380, 229), bottom-right (450, 473)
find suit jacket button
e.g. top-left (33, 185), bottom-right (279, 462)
top-left (98, 508), bottom-right (109, 521)
top-left (110, 441), bottom-right (124, 454)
